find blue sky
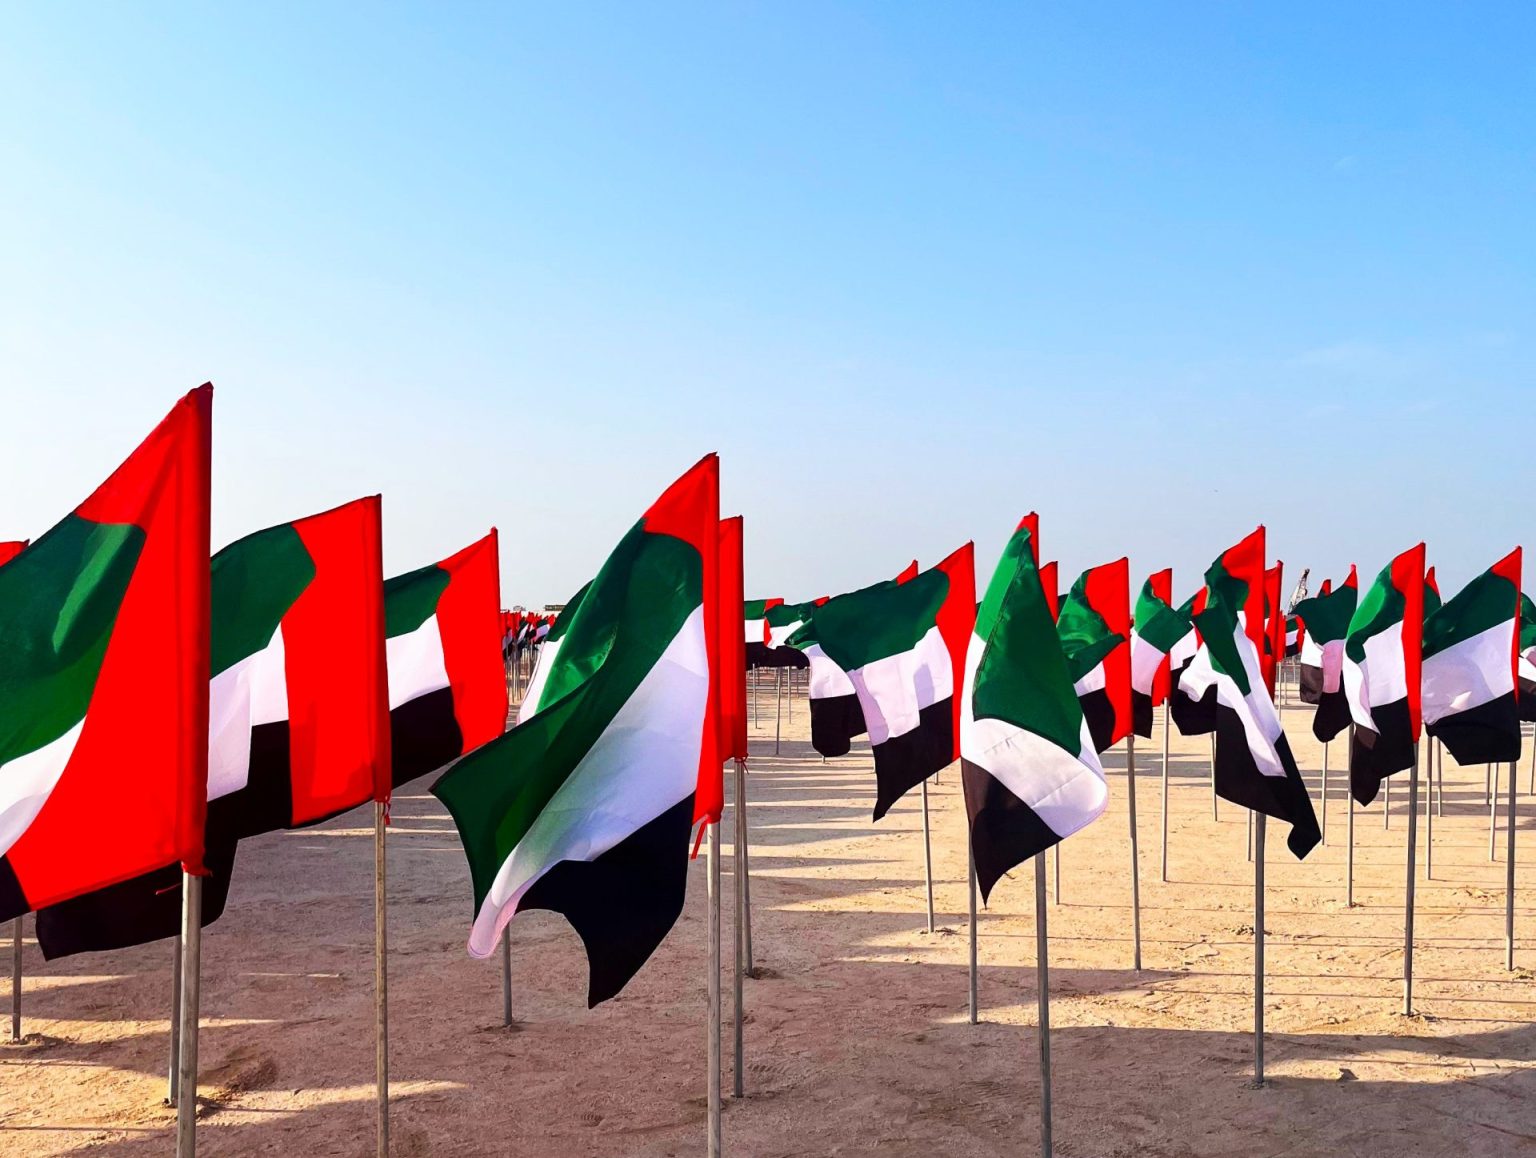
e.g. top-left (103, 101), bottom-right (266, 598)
top-left (2, 4), bottom-right (1531, 605)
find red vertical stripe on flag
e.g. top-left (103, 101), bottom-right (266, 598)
top-left (718, 516), bottom-right (747, 763)
top-left (1149, 567), bottom-right (1173, 706)
top-left (896, 559), bottom-right (919, 584)
top-left (935, 542), bottom-right (977, 762)
top-left (1085, 557), bottom-right (1132, 746)
top-left (1263, 562), bottom-right (1284, 695)
top-left (1391, 543), bottom-right (1427, 740)
top-left (1039, 561), bottom-right (1060, 621)
top-left (435, 530), bottom-right (509, 755)
top-left (0, 541), bottom-right (26, 567)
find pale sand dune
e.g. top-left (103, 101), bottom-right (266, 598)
top-left (2, 675), bottom-right (1534, 1156)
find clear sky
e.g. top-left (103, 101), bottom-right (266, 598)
top-left (2, 4), bottom-right (1531, 607)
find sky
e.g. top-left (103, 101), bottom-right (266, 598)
top-left (1, 3), bottom-right (1531, 607)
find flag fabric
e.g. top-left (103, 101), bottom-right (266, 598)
top-left (789, 545), bottom-right (975, 819)
top-left (0, 541), bottom-right (27, 566)
top-left (717, 516), bottom-right (747, 770)
top-left (0, 386), bottom-right (212, 922)
top-left (1285, 616), bottom-right (1303, 658)
top-left (386, 530), bottom-right (509, 788)
top-left (962, 523), bottom-right (1107, 901)
top-left (1168, 590), bottom-right (1217, 736)
top-left (1039, 561), bottom-right (1061, 621)
top-left (1422, 549), bottom-right (1523, 765)
top-left (1179, 527), bottom-right (1321, 857)
top-left (518, 591), bottom-right (589, 724)
top-left (1130, 569), bottom-right (1190, 738)
top-left (1344, 545), bottom-right (1426, 805)
top-left (432, 456), bottom-right (720, 1005)
top-left (37, 496), bottom-right (392, 958)
top-left (1519, 594), bottom-right (1536, 723)
top-left (743, 597), bottom-right (782, 667)
top-left (754, 599), bottom-right (812, 669)
top-left (1294, 570), bottom-right (1358, 742)
top-left (1262, 563), bottom-right (1285, 692)
top-left (1056, 558), bottom-right (1132, 752)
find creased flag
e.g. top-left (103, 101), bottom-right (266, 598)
top-left (1344, 544), bottom-right (1426, 805)
top-left (1039, 561), bottom-right (1060, 621)
top-left (1294, 570), bottom-right (1358, 742)
top-left (1263, 563), bottom-right (1284, 693)
top-left (1519, 594), bottom-right (1536, 723)
top-left (962, 523), bottom-right (1107, 901)
top-left (1167, 590), bottom-right (1216, 737)
top-left (0, 386), bottom-right (212, 921)
top-left (1057, 558), bottom-right (1131, 753)
top-left (433, 456), bottom-right (721, 1005)
top-left (716, 516), bottom-right (747, 769)
top-left (1180, 527), bottom-right (1320, 858)
top-left (743, 597), bottom-right (782, 667)
top-left (1422, 549), bottom-right (1523, 765)
top-left (789, 545), bottom-right (975, 819)
top-left (0, 541), bottom-right (27, 566)
top-left (1130, 569), bottom-right (1190, 739)
top-left (38, 496), bottom-right (392, 958)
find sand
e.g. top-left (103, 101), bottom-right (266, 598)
top-left (3, 675), bottom-right (1536, 1156)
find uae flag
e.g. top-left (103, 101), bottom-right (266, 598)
top-left (1180, 528), bottom-right (1321, 857)
top-left (0, 540), bottom-right (26, 566)
top-left (1285, 616), bottom-right (1303, 658)
top-left (385, 531), bottom-right (509, 788)
top-left (1057, 558), bottom-right (1131, 752)
top-left (1130, 569), bottom-right (1191, 738)
top-left (1519, 593), bottom-right (1536, 723)
top-left (743, 597), bottom-right (781, 668)
top-left (718, 518), bottom-right (748, 769)
top-left (758, 599), bottom-right (811, 669)
top-left (1293, 570), bottom-right (1358, 742)
top-left (962, 522), bottom-right (1107, 900)
top-left (38, 496), bottom-right (393, 958)
top-left (1344, 544), bottom-right (1426, 805)
top-left (1262, 563), bottom-right (1285, 690)
top-left (0, 386), bottom-right (212, 922)
top-left (788, 545), bottom-right (975, 819)
top-left (433, 455), bottom-right (721, 1005)
top-left (1168, 590), bottom-right (1217, 736)
top-left (1039, 561), bottom-right (1061, 621)
top-left (1422, 549), bottom-right (1523, 765)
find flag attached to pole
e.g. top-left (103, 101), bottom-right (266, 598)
top-left (1344, 545), bottom-right (1426, 804)
top-left (0, 386), bottom-right (212, 921)
top-left (743, 597), bottom-right (782, 668)
top-left (1056, 558), bottom-right (1131, 753)
top-left (432, 456), bottom-right (721, 1005)
top-left (962, 522), bottom-right (1107, 900)
top-left (1130, 569), bottom-right (1189, 739)
top-left (1518, 594), bottom-right (1536, 722)
top-left (717, 517), bottom-right (747, 767)
top-left (1294, 571), bottom-right (1358, 742)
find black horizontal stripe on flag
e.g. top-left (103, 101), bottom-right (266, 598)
top-left (1169, 670), bottom-right (1218, 736)
top-left (963, 758), bottom-right (1062, 902)
top-left (1428, 692), bottom-right (1522, 766)
top-left (1212, 711), bottom-right (1320, 859)
top-left (1131, 689), bottom-right (1155, 740)
top-left (871, 699), bottom-right (953, 821)
top-left (1520, 675), bottom-right (1536, 723)
top-left (809, 693), bottom-right (866, 758)
top-left (1348, 698), bottom-right (1416, 805)
top-left (747, 642), bottom-right (808, 669)
top-left (390, 686), bottom-right (465, 789)
top-left (1312, 688), bottom-right (1353, 744)
top-left (1078, 686), bottom-right (1117, 753)
top-left (1299, 663), bottom-right (1324, 705)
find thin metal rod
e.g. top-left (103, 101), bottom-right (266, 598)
top-left (1254, 812), bottom-right (1266, 1087)
top-left (1034, 853), bottom-right (1053, 1158)
top-left (1320, 741), bottom-right (1329, 846)
top-left (167, 932), bottom-right (182, 1103)
top-left (739, 761), bottom-right (754, 975)
top-left (1210, 734), bottom-right (1218, 821)
top-left (10, 917), bottom-right (21, 1044)
top-left (733, 758), bottom-right (748, 1099)
top-left (375, 801), bottom-right (389, 1158)
top-left (1508, 759), bottom-right (1518, 971)
top-left (1126, 734), bottom-right (1141, 971)
top-left (1347, 726), bottom-right (1356, 907)
top-left (1529, 729), bottom-right (1535, 797)
top-left (1384, 775), bottom-right (1391, 829)
top-left (707, 822), bottom-right (722, 1158)
top-left (1425, 741), bottom-right (1433, 880)
top-left (1052, 844), bottom-right (1060, 905)
top-left (500, 930), bottom-right (512, 1026)
top-left (1403, 744), bottom-right (1420, 1016)
top-left (1491, 762), bottom-right (1500, 862)
top-left (175, 872), bottom-right (203, 1158)
top-left (921, 781), bottom-right (935, 933)
top-left (1436, 738), bottom-right (1443, 817)
top-left (1159, 706), bottom-right (1170, 882)
top-left (967, 845), bottom-right (978, 1025)
top-left (1246, 806), bottom-right (1253, 863)
top-left (774, 668), bottom-right (782, 756)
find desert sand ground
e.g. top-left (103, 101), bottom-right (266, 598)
top-left (3, 672), bottom-right (1536, 1156)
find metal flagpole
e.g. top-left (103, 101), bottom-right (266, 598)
top-left (1160, 706), bottom-right (1171, 882)
top-left (774, 668), bottom-right (783, 756)
top-left (175, 872), bottom-right (203, 1158)
top-left (1384, 775), bottom-right (1390, 829)
top-left (10, 917), bottom-right (21, 1044)
top-left (734, 760), bottom-right (748, 1099)
top-left (167, 933), bottom-right (182, 1103)
top-left (1508, 760), bottom-right (1518, 971)
top-left (1490, 762), bottom-right (1500, 861)
top-left (1347, 727), bottom-right (1356, 907)
top-left (1403, 744), bottom-right (1421, 1016)
top-left (1253, 813), bottom-right (1266, 1086)
top-left (1052, 845), bottom-right (1060, 905)
top-left (751, 667), bottom-right (758, 728)
top-left (1436, 738), bottom-right (1444, 817)
top-left (921, 781), bottom-right (935, 934)
top-left (1529, 728), bottom-right (1535, 796)
top-left (1034, 852), bottom-right (1053, 1158)
top-left (1320, 742), bottom-right (1329, 846)
top-left (1247, 807), bottom-right (1253, 863)
top-left (500, 931), bottom-right (512, 1026)
top-left (1210, 734), bottom-right (1218, 821)
top-left (1126, 735), bottom-right (1142, 971)
top-left (374, 801), bottom-right (389, 1158)
top-left (1425, 742), bottom-right (1433, 881)
top-left (967, 846), bottom-right (978, 1025)
top-left (707, 821), bottom-right (722, 1158)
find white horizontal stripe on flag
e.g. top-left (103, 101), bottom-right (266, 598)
top-left (804, 643), bottom-right (856, 700)
top-left (1179, 628), bottom-right (1287, 778)
top-left (849, 625), bottom-right (952, 746)
top-left (207, 628), bottom-right (289, 802)
top-left (387, 614), bottom-right (451, 713)
top-left (743, 618), bottom-right (767, 645)
top-left (1344, 620), bottom-right (1406, 733)
top-left (1423, 619), bottom-right (1515, 725)
top-left (0, 721), bottom-right (84, 860)
top-left (517, 634), bottom-right (563, 724)
top-left (1129, 629), bottom-right (1163, 697)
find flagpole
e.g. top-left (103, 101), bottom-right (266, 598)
top-left (967, 845), bottom-right (979, 1025)
top-left (1490, 762), bottom-right (1500, 862)
top-left (9, 917), bottom-right (21, 1044)
top-left (1126, 734), bottom-right (1142, 971)
top-left (1507, 759), bottom-right (1517, 971)
top-left (774, 668), bottom-right (783, 756)
top-left (1403, 743), bottom-right (1421, 1016)
top-left (167, 933), bottom-right (182, 1104)
top-left (921, 780), bottom-right (936, 934)
top-left (374, 800), bottom-right (389, 1158)
top-left (707, 820), bottom-right (722, 1158)
top-left (1246, 808), bottom-right (1253, 863)
top-left (1210, 734), bottom-right (1218, 821)
top-left (1052, 845), bottom-right (1060, 905)
top-left (175, 872), bottom-right (203, 1158)
top-left (1160, 706), bottom-right (1170, 882)
top-left (1033, 852), bottom-right (1053, 1158)
top-left (733, 757), bottom-right (749, 1098)
top-left (1320, 741), bottom-right (1329, 846)
top-left (1383, 775), bottom-right (1390, 830)
top-left (1253, 811), bottom-right (1266, 1087)
top-left (1425, 742), bottom-right (1434, 881)
top-left (500, 930), bottom-right (512, 1026)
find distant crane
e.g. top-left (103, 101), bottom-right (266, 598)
top-left (1286, 567), bottom-right (1310, 614)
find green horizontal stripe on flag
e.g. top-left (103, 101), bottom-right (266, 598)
top-left (1057, 572), bottom-right (1124, 686)
top-left (211, 523), bottom-right (315, 676)
top-left (743, 599), bottom-right (772, 619)
top-left (0, 515), bottom-right (144, 769)
top-left (973, 525), bottom-right (1083, 755)
top-left (384, 563), bottom-right (450, 639)
top-left (547, 581), bottom-right (591, 646)
top-left (1132, 579), bottom-right (1190, 654)
top-left (766, 601), bottom-right (809, 627)
top-left (1424, 568), bottom-right (1518, 660)
top-left (433, 522), bottom-right (701, 913)
top-left (788, 570), bottom-right (948, 673)
top-left (1193, 554), bottom-right (1252, 696)
top-left (1521, 593), bottom-right (1536, 653)
top-left (1346, 562), bottom-right (1406, 663)
top-left (1293, 583), bottom-right (1356, 646)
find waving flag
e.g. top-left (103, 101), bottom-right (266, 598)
top-left (743, 597), bottom-right (782, 667)
top-left (0, 541), bottom-right (26, 566)
top-left (1519, 594), bottom-right (1536, 722)
top-left (1344, 545), bottom-right (1426, 804)
top-left (1294, 570), bottom-right (1358, 742)
top-left (1057, 558), bottom-right (1131, 752)
top-left (433, 456), bottom-right (720, 1005)
top-left (962, 523), bottom-right (1106, 900)
top-left (1130, 570), bottom-right (1189, 738)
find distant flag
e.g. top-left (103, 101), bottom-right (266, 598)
top-left (1294, 570), bottom-right (1358, 742)
top-left (518, 592), bottom-right (589, 724)
top-left (1344, 544), bottom-right (1427, 804)
top-left (1168, 589), bottom-right (1216, 736)
top-left (1422, 549), bottom-right (1523, 765)
top-left (1520, 594), bottom-right (1536, 722)
top-left (962, 523), bottom-right (1107, 900)
top-left (789, 545), bottom-right (975, 819)
top-left (386, 531), bottom-right (509, 787)
top-left (1130, 570), bottom-right (1191, 738)
top-left (433, 456), bottom-right (721, 1004)
top-left (1056, 558), bottom-right (1132, 753)
top-left (1262, 563), bottom-right (1284, 692)
top-left (1284, 615), bottom-right (1303, 659)
top-left (1179, 528), bottom-right (1320, 857)
top-left (38, 496), bottom-right (392, 957)
top-left (0, 386), bottom-right (212, 922)
top-left (743, 597), bottom-right (782, 667)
